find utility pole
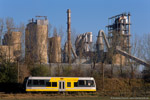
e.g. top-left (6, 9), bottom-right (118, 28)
top-left (101, 62), bottom-right (104, 90)
top-left (17, 60), bottom-right (19, 83)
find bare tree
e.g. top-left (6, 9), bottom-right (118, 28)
top-left (4, 17), bottom-right (15, 62)
top-left (141, 33), bottom-right (150, 61)
top-left (48, 22), bottom-right (52, 37)
top-left (128, 34), bottom-right (141, 78)
top-left (141, 33), bottom-right (150, 81)
top-left (53, 27), bottom-right (58, 37)
top-left (0, 18), bottom-right (4, 45)
top-left (18, 22), bottom-right (25, 60)
top-left (6, 17), bottom-right (15, 32)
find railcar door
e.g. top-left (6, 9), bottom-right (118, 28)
top-left (59, 81), bottom-right (65, 91)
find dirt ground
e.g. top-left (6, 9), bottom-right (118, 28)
top-left (0, 93), bottom-right (150, 100)
top-left (0, 93), bottom-right (109, 100)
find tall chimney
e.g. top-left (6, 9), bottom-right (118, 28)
top-left (128, 13), bottom-right (131, 54)
top-left (67, 9), bottom-right (71, 64)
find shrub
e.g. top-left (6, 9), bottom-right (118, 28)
top-left (0, 62), bottom-right (17, 83)
top-left (62, 65), bottom-right (72, 77)
top-left (30, 64), bottom-right (50, 76)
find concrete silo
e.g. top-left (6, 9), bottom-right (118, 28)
top-left (11, 32), bottom-right (22, 51)
top-left (11, 32), bottom-right (22, 58)
top-left (25, 17), bottom-right (48, 64)
top-left (0, 46), bottom-right (14, 62)
top-left (2, 31), bottom-right (22, 60)
top-left (48, 36), bottom-right (61, 63)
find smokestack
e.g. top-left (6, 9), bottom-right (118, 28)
top-left (128, 13), bottom-right (131, 54)
top-left (67, 9), bottom-right (71, 64)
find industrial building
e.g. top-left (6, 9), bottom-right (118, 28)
top-left (23, 10), bottom-right (149, 69)
top-left (25, 16), bottom-right (48, 64)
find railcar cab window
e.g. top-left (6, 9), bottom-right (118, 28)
top-left (86, 80), bottom-right (94, 87)
top-left (27, 80), bottom-right (32, 86)
top-left (46, 81), bottom-right (51, 87)
top-left (74, 80), bottom-right (95, 87)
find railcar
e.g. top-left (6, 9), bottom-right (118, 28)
top-left (24, 77), bottom-right (96, 92)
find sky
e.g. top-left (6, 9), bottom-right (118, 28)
top-left (0, 0), bottom-right (150, 39)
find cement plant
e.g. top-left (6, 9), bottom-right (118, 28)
top-left (0, 8), bottom-right (150, 99)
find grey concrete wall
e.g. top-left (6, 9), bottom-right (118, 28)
top-left (44, 63), bottom-right (135, 77)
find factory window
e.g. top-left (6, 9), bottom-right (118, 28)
top-left (67, 82), bottom-right (71, 87)
top-left (52, 82), bottom-right (57, 87)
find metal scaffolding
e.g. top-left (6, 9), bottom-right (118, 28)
top-left (107, 13), bottom-right (131, 54)
top-left (107, 13), bottom-right (131, 65)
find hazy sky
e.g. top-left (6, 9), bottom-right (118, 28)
top-left (0, 0), bottom-right (150, 38)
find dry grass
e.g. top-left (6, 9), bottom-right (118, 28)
top-left (96, 78), bottom-right (150, 97)
top-left (0, 93), bottom-right (107, 100)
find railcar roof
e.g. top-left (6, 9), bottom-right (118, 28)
top-left (28, 77), bottom-right (94, 80)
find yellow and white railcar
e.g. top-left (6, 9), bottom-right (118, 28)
top-left (25, 77), bottom-right (96, 92)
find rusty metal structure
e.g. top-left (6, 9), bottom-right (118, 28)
top-left (48, 36), bottom-right (61, 63)
top-left (25, 16), bottom-right (48, 64)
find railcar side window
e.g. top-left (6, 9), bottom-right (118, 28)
top-left (27, 79), bottom-right (52, 87)
top-left (46, 82), bottom-right (51, 87)
top-left (74, 82), bottom-right (78, 87)
top-left (67, 82), bottom-right (71, 87)
top-left (33, 80), bottom-right (38, 85)
top-left (39, 80), bottom-right (45, 85)
top-left (79, 80), bottom-right (84, 86)
top-left (52, 82), bottom-right (57, 87)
